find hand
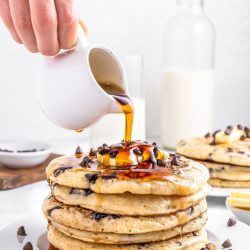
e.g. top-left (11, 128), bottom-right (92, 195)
top-left (0, 0), bottom-right (80, 56)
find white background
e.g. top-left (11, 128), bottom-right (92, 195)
top-left (0, 0), bottom-right (249, 142)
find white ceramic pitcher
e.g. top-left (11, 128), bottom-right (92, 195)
top-left (36, 26), bottom-right (128, 130)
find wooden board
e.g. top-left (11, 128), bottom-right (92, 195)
top-left (0, 154), bottom-right (61, 190)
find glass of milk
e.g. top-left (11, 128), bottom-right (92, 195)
top-left (162, 0), bottom-right (216, 149)
top-left (89, 54), bottom-right (145, 148)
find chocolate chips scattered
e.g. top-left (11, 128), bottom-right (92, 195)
top-left (80, 156), bottom-right (92, 167)
top-left (53, 166), bottom-right (73, 177)
top-left (98, 144), bottom-right (110, 155)
top-left (237, 124), bottom-right (243, 130)
top-left (227, 218), bottom-right (237, 227)
top-left (221, 239), bottom-right (232, 248)
top-left (89, 148), bottom-right (97, 157)
top-left (157, 159), bottom-right (166, 167)
top-left (240, 135), bottom-right (246, 141)
top-left (133, 148), bottom-right (143, 156)
top-left (47, 206), bottom-right (62, 216)
top-left (69, 188), bottom-right (93, 196)
top-left (85, 173), bottom-right (99, 184)
top-left (109, 148), bottom-right (119, 158)
top-left (102, 173), bottom-right (117, 180)
top-left (23, 242), bottom-right (33, 250)
top-left (17, 226), bottom-right (26, 236)
top-left (91, 212), bottom-right (120, 221)
top-left (171, 154), bottom-right (181, 166)
top-left (75, 146), bottom-right (83, 156)
top-left (225, 125), bottom-right (233, 135)
top-left (204, 132), bottom-right (211, 138)
top-left (153, 147), bottom-right (159, 157)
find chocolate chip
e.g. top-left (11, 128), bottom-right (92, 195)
top-left (84, 189), bottom-right (94, 196)
top-left (213, 129), bottom-right (221, 137)
top-left (221, 239), bottom-right (232, 248)
top-left (69, 188), bottom-right (80, 195)
top-left (225, 125), bottom-right (233, 135)
top-left (75, 146), bottom-right (83, 155)
top-left (98, 145), bottom-right (110, 155)
top-left (53, 166), bottom-right (73, 177)
top-left (23, 242), bottom-right (33, 250)
top-left (192, 231), bottom-right (197, 236)
top-left (210, 140), bottom-right (217, 145)
top-left (244, 126), bottom-right (250, 133)
top-left (157, 159), bottom-right (166, 167)
top-left (17, 226), bottom-right (26, 236)
top-left (109, 148), bottom-right (119, 158)
top-left (90, 212), bottom-right (107, 221)
top-left (204, 132), bottom-right (211, 138)
top-left (85, 173), bottom-right (99, 184)
top-left (80, 156), bottom-right (92, 167)
top-left (47, 206), bottom-right (62, 216)
top-left (238, 151), bottom-right (245, 154)
top-left (102, 173), bottom-right (117, 180)
top-left (240, 135), bottom-right (246, 141)
top-left (237, 124), bottom-right (243, 130)
top-left (89, 148), bottom-right (97, 157)
top-left (133, 148), bottom-right (143, 155)
top-left (138, 243), bottom-right (150, 249)
top-left (152, 142), bottom-right (157, 146)
top-left (171, 155), bottom-right (181, 166)
top-left (246, 131), bottom-right (250, 138)
top-left (153, 147), bottom-right (159, 157)
top-left (227, 147), bottom-right (233, 152)
top-left (103, 143), bottom-right (109, 147)
top-left (227, 218), bottom-right (237, 227)
top-left (186, 206), bottom-right (194, 215)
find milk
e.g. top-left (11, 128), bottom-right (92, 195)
top-left (90, 97), bottom-right (145, 148)
top-left (161, 69), bottom-right (214, 149)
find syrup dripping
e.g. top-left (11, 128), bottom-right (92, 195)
top-left (112, 95), bottom-right (134, 142)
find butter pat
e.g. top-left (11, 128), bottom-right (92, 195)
top-left (227, 192), bottom-right (250, 209)
top-left (215, 127), bottom-right (244, 144)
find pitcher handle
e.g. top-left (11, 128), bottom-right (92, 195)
top-left (76, 21), bottom-right (88, 49)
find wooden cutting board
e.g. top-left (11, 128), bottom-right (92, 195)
top-left (0, 154), bottom-right (61, 190)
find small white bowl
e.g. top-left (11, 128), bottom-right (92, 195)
top-left (226, 201), bottom-right (250, 225)
top-left (0, 142), bottom-right (52, 168)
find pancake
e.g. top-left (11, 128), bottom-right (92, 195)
top-left (50, 183), bottom-right (210, 216)
top-left (176, 136), bottom-right (250, 167)
top-left (51, 213), bottom-right (207, 244)
top-left (48, 225), bottom-right (208, 250)
top-left (199, 160), bottom-right (250, 181)
top-left (208, 178), bottom-right (250, 188)
top-left (43, 195), bottom-right (207, 234)
top-left (46, 154), bottom-right (209, 196)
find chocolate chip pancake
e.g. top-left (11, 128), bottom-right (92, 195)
top-left (208, 178), bottom-right (250, 188)
top-left (43, 195), bottom-right (207, 234)
top-left (48, 225), bottom-right (209, 250)
top-left (50, 213), bottom-right (207, 244)
top-left (200, 160), bottom-right (250, 181)
top-left (49, 183), bottom-right (210, 216)
top-left (46, 141), bottom-right (209, 195)
top-left (177, 125), bottom-right (250, 167)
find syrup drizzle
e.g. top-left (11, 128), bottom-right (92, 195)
top-left (112, 95), bottom-right (134, 142)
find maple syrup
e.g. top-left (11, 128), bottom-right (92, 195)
top-left (98, 82), bottom-right (134, 142)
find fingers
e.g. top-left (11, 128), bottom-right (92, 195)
top-left (9, 0), bottom-right (38, 53)
top-left (0, 0), bottom-right (22, 43)
top-left (55, 0), bottom-right (77, 50)
top-left (29, 0), bottom-right (59, 56)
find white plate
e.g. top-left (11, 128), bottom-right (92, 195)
top-left (0, 209), bottom-right (249, 250)
top-left (209, 187), bottom-right (250, 197)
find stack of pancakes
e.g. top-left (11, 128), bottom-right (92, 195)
top-left (43, 141), bottom-right (211, 250)
top-left (177, 125), bottom-right (250, 188)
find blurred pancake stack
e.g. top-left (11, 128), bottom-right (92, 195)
top-left (177, 125), bottom-right (250, 188)
top-left (43, 140), bottom-right (211, 250)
